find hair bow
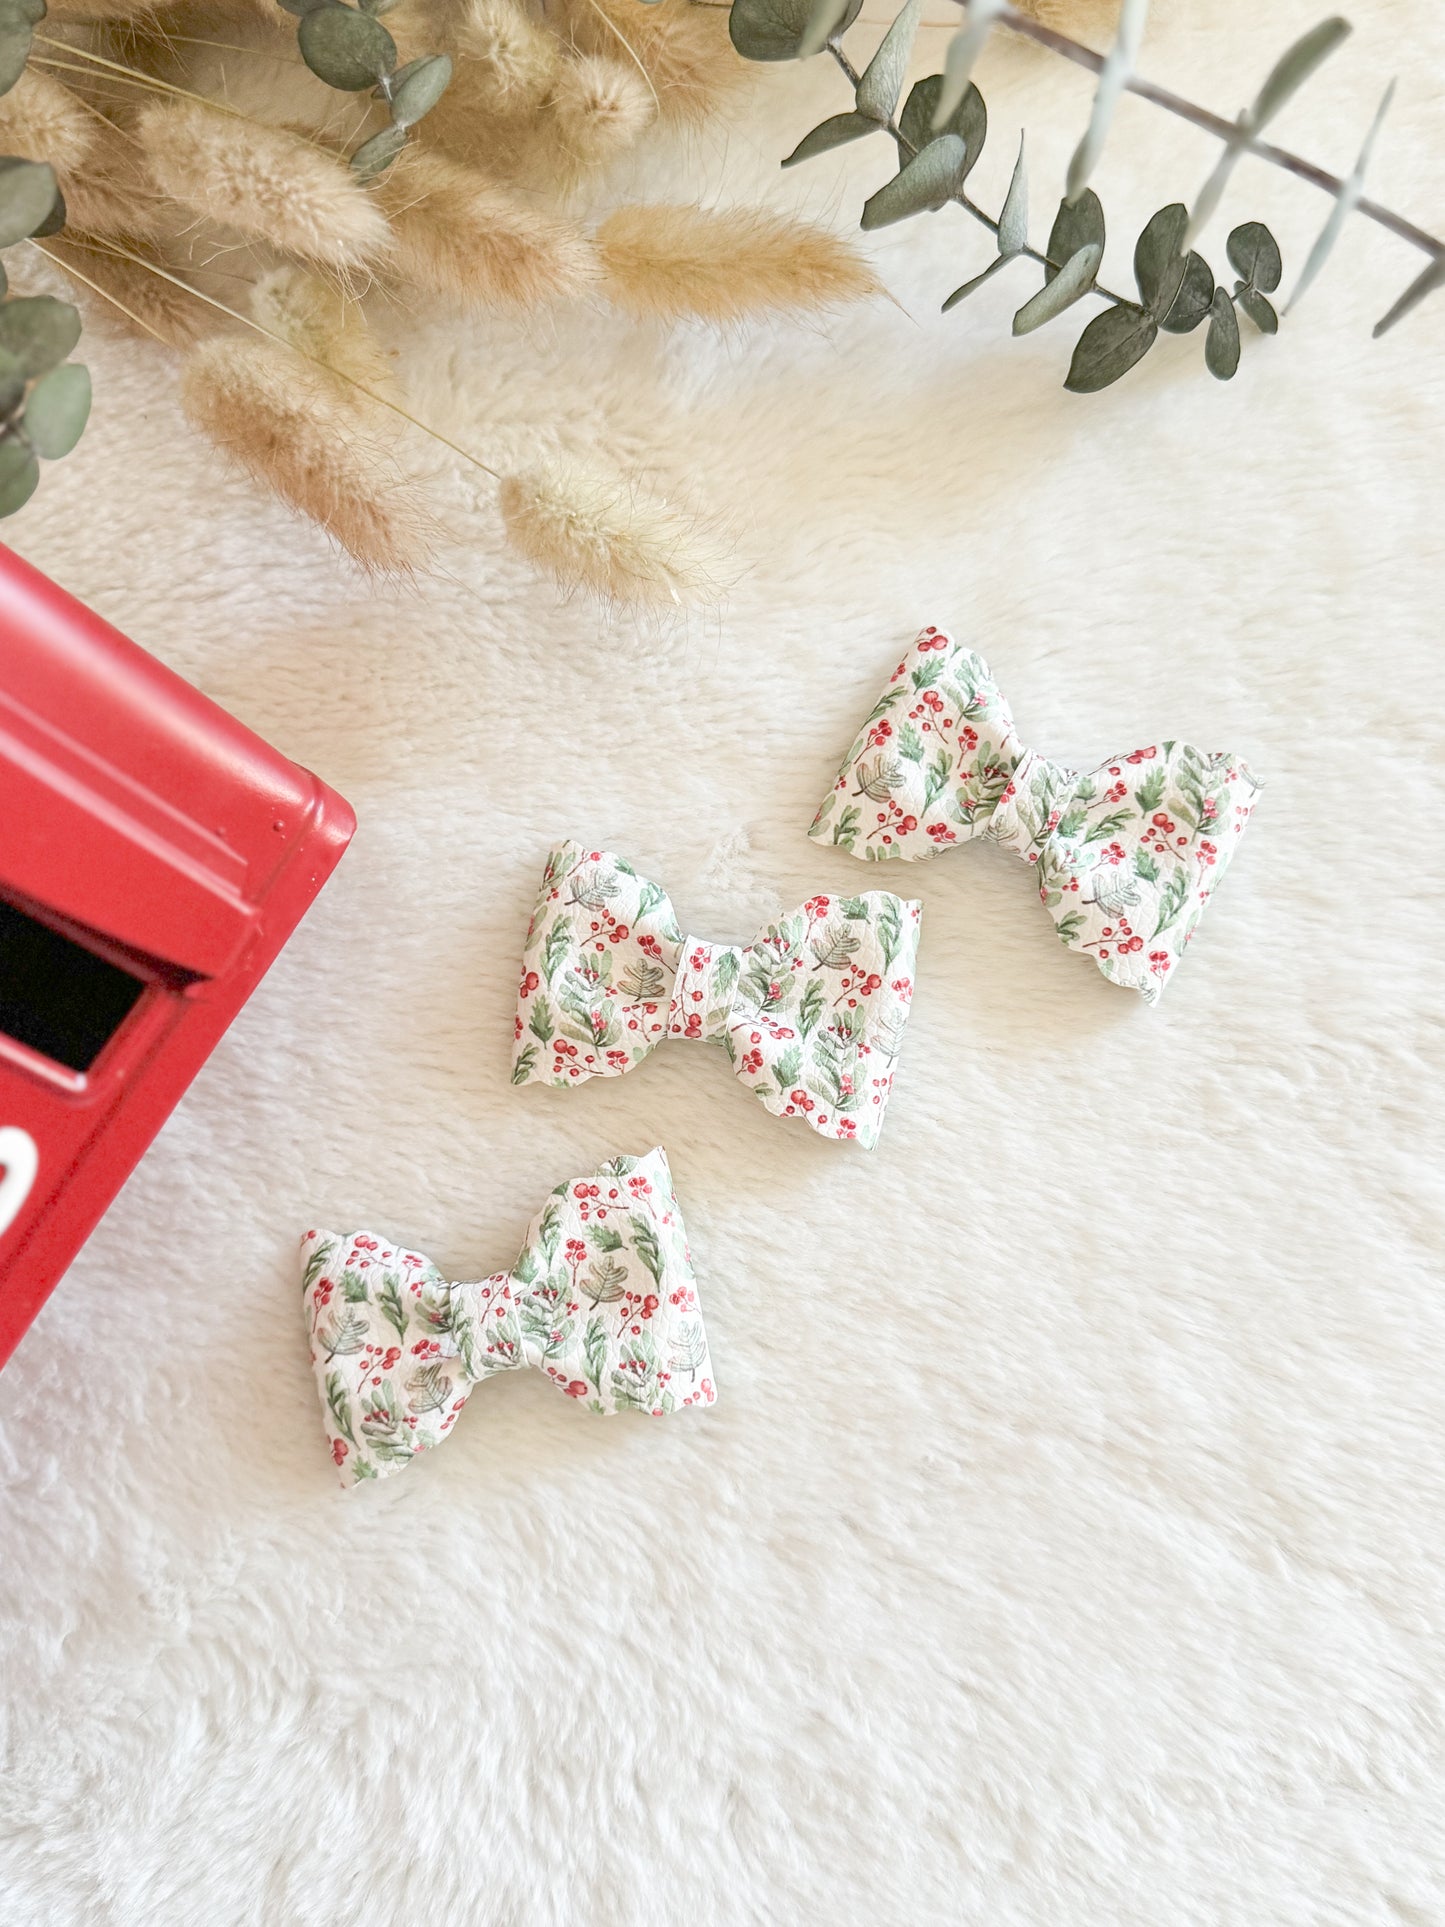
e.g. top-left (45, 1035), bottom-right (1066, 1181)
top-left (810, 627), bottom-right (1260, 1004)
top-left (512, 841), bottom-right (921, 1148)
top-left (302, 1147), bottom-right (715, 1486)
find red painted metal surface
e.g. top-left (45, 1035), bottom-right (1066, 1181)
top-left (0, 545), bottom-right (355, 1367)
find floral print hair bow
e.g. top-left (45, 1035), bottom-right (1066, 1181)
top-left (512, 841), bottom-right (921, 1148)
top-left (303, 1147), bottom-right (715, 1487)
top-left (810, 627), bottom-right (1260, 1005)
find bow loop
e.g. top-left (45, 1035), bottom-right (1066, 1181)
top-left (513, 843), bottom-right (921, 1147)
top-left (303, 1148), bottom-right (715, 1487)
top-left (811, 627), bottom-right (1260, 1005)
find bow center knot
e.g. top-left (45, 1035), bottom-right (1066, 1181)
top-left (986, 748), bottom-right (1081, 865)
top-left (667, 936), bottom-right (743, 1047)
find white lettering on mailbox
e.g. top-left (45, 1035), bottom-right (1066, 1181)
top-left (0, 1127), bottom-right (39, 1239)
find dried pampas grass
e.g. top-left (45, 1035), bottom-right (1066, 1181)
top-left (182, 336), bottom-right (434, 573)
top-left (499, 458), bottom-right (719, 605)
top-left (597, 204), bottom-right (882, 322)
top-left (374, 148), bottom-right (596, 307)
top-left (563, 0), bottom-right (744, 126)
top-left (46, 236), bottom-right (212, 349)
top-left (139, 98), bottom-right (392, 274)
top-left (546, 54), bottom-right (655, 173)
top-left (455, 0), bottom-right (560, 116)
top-left (0, 71), bottom-right (96, 177)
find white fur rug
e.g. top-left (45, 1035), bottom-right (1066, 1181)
top-left (4, 3), bottom-right (1444, 1920)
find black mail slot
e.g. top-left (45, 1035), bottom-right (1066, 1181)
top-left (0, 897), bottom-right (147, 1073)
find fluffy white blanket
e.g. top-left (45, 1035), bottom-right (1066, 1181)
top-left (3, 2), bottom-right (1443, 1919)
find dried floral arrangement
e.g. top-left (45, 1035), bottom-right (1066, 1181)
top-left (0, 0), bottom-right (882, 595)
top-left (725, 0), bottom-right (1445, 390)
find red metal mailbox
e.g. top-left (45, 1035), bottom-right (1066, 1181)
top-left (0, 546), bottom-right (355, 1367)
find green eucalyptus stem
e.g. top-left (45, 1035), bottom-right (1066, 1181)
top-left (969, 1), bottom-right (1445, 266)
top-left (828, 39), bottom-right (1136, 308)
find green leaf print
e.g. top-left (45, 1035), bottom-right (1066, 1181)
top-left (922, 750), bottom-right (954, 812)
top-left (511, 1043), bottom-right (538, 1084)
top-left (566, 869), bottom-right (619, 913)
top-left (1134, 766), bottom-right (1166, 814)
top-left (1084, 810), bottom-right (1134, 843)
top-left (583, 1314), bottom-right (608, 1391)
top-left (795, 975), bottom-right (825, 1038)
top-left (833, 804), bottom-right (862, 846)
top-left (911, 657), bottom-right (944, 693)
top-left (301, 1238), bottom-right (336, 1296)
top-left (542, 915), bottom-right (572, 983)
top-left (630, 1212), bottom-right (664, 1285)
top-left (773, 1043), bottom-right (802, 1093)
top-left (898, 719), bottom-right (926, 763)
top-left (838, 897), bottom-right (869, 920)
top-left (812, 791), bottom-right (837, 832)
top-left (876, 895), bottom-right (903, 969)
top-left (636, 879), bottom-right (667, 919)
top-left (1133, 848), bottom-right (1161, 883)
top-left (588, 1221), bottom-right (625, 1254)
top-left (1055, 910), bottom-right (1086, 946)
top-left (528, 999), bottom-right (555, 1045)
top-left (340, 1268), bottom-right (368, 1303)
top-left (852, 756), bottom-right (902, 802)
top-left (711, 948), bottom-right (742, 1002)
top-left (1152, 866), bottom-right (1191, 936)
top-left (379, 1273), bottom-right (408, 1342)
top-left (325, 1370), bottom-right (356, 1446)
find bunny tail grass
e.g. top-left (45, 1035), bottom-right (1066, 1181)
top-left (545, 54), bottom-right (655, 174)
top-left (374, 148), bottom-right (595, 308)
top-left (596, 204), bottom-right (882, 322)
top-left (455, 0), bottom-right (561, 115)
top-left (499, 459), bottom-right (720, 605)
top-left (139, 97), bottom-right (392, 273)
top-left (563, 0), bottom-right (744, 125)
top-left (182, 336), bottom-right (433, 574)
top-left (46, 235), bottom-right (213, 348)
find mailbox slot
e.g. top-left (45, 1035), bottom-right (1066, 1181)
top-left (0, 896), bottom-right (149, 1073)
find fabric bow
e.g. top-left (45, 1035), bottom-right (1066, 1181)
top-left (303, 1147), bottom-right (715, 1486)
top-left (810, 626), bottom-right (1260, 1004)
top-left (512, 841), bottom-right (921, 1148)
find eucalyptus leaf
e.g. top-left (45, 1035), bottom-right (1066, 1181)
top-left (1046, 189), bottom-right (1103, 281)
top-left (1251, 14), bottom-right (1350, 129)
top-left (1159, 250), bottom-right (1213, 333)
top-left (0, 433), bottom-right (37, 515)
top-left (1133, 201), bottom-right (1186, 311)
top-left (1204, 286), bottom-right (1240, 377)
top-left (388, 50), bottom-right (451, 126)
top-left (22, 361), bottom-right (89, 458)
top-left (729, 0), bottom-right (858, 61)
top-left (1064, 303), bottom-right (1157, 392)
top-left (1013, 241), bottom-right (1101, 334)
top-left (32, 182), bottom-right (63, 238)
top-left (0, 19), bottom-right (33, 99)
top-left (1287, 78), bottom-right (1393, 314)
top-left (359, 0), bottom-right (401, 12)
top-left (997, 132), bottom-right (1028, 257)
top-left (0, 344), bottom-right (22, 416)
top-left (861, 134), bottom-right (966, 229)
top-left (0, 257), bottom-right (7, 299)
top-left (1226, 220), bottom-right (1281, 293)
top-left (898, 75), bottom-right (985, 176)
top-left (0, 159), bottom-right (56, 248)
top-left (855, 0), bottom-right (921, 123)
top-left (297, 3), bottom-right (397, 90)
top-left (0, 293), bottom-right (80, 376)
top-left (942, 252), bottom-right (1011, 311)
top-left (933, 0), bottom-right (1005, 129)
top-left (1234, 284), bottom-right (1278, 333)
top-left (350, 123), bottom-right (407, 179)
top-left (276, 0), bottom-right (331, 13)
top-left (1187, 17), bottom-right (1350, 244)
top-left (1065, 0), bottom-right (1149, 204)
top-left (0, 0), bottom-right (48, 25)
top-left (1373, 254), bottom-right (1445, 339)
top-left (782, 111), bottom-right (880, 166)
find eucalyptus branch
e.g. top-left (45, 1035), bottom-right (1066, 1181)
top-left (828, 38), bottom-right (1133, 309)
top-left (980, 2), bottom-right (1443, 267)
